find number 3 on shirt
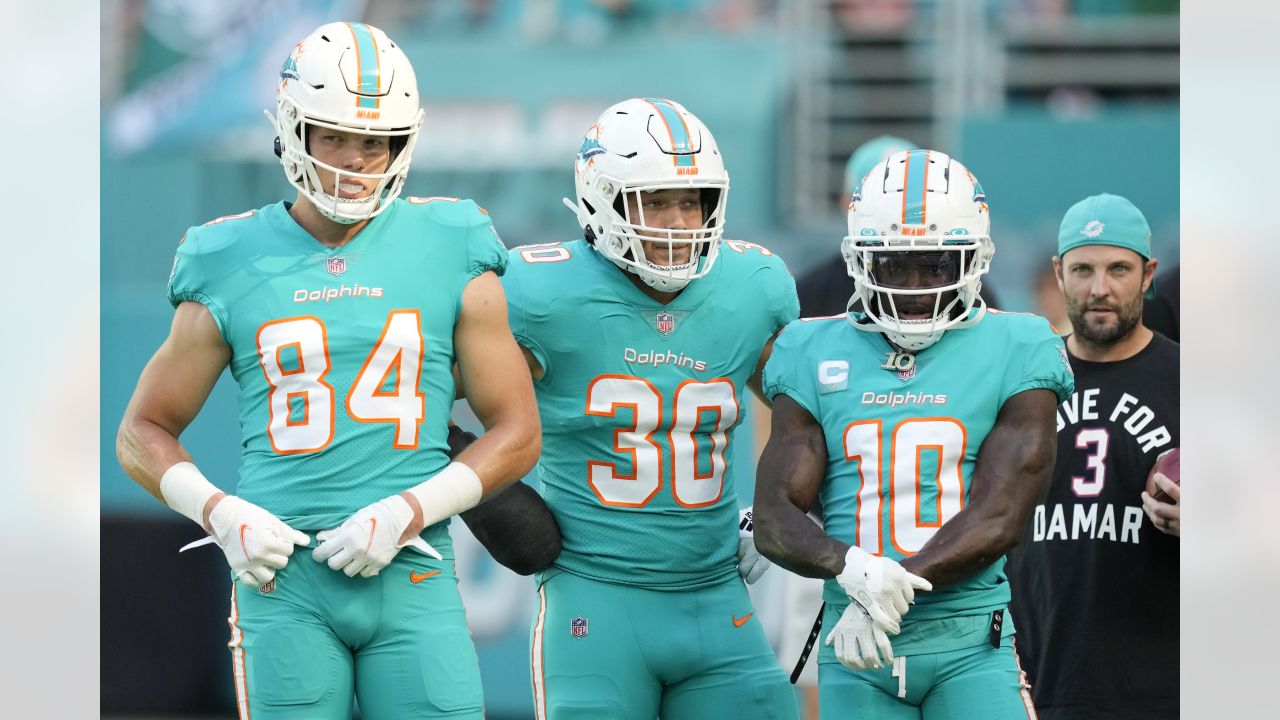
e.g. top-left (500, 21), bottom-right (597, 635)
top-left (256, 311), bottom-right (425, 454)
top-left (585, 374), bottom-right (738, 508)
top-left (844, 418), bottom-right (968, 555)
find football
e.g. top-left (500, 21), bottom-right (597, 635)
top-left (1145, 447), bottom-right (1180, 503)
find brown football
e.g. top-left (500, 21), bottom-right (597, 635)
top-left (1145, 447), bottom-right (1180, 503)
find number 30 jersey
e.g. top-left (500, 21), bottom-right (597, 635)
top-left (763, 310), bottom-right (1074, 654)
top-left (503, 239), bottom-right (799, 590)
top-left (166, 197), bottom-right (506, 549)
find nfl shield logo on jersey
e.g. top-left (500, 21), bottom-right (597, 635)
top-left (570, 616), bottom-right (589, 638)
top-left (656, 312), bottom-right (676, 335)
top-left (326, 256), bottom-right (347, 277)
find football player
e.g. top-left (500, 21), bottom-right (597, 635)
top-left (487, 98), bottom-right (801, 719)
top-left (754, 149), bottom-right (1073, 719)
top-left (115, 22), bottom-right (540, 719)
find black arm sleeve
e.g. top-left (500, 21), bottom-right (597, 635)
top-left (452, 425), bottom-right (562, 575)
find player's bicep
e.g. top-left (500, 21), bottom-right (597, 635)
top-left (123, 301), bottom-right (230, 437)
top-left (451, 344), bottom-right (542, 399)
top-left (969, 388), bottom-right (1058, 521)
top-left (756, 393), bottom-right (828, 513)
top-left (454, 271), bottom-right (538, 430)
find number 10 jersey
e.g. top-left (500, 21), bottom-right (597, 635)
top-left (763, 310), bottom-right (1074, 654)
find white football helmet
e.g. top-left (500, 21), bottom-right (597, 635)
top-left (267, 22), bottom-right (424, 224)
top-left (841, 149), bottom-right (994, 351)
top-left (564, 98), bottom-right (729, 292)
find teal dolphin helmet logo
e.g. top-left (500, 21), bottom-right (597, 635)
top-left (577, 135), bottom-right (606, 163)
top-left (280, 53), bottom-right (300, 82)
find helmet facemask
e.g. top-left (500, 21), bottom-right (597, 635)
top-left (844, 238), bottom-right (992, 351)
top-left (273, 96), bottom-right (422, 225)
top-left (595, 184), bottom-right (727, 292)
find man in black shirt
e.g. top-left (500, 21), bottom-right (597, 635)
top-left (1007, 193), bottom-right (1180, 719)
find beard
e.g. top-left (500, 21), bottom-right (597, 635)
top-left (1067, 292), bottom-right (1144, 346)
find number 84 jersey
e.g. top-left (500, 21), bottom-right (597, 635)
top-left (166, 198), bottom-right (506, 541)
top-left (504, 238), bottom-right (799, 591)
top-left (762, 310), bottom-right (1073, 654)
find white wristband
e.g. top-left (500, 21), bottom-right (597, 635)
top-left (403, 462), bottom-right (484, 529)
top-left (159, 461), bottom-right (222, 528)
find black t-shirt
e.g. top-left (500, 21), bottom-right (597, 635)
top-left (1006, 332), bottom-right (1179, 720)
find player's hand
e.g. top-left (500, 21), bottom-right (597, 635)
top-left (736, 506), bottom-right (771, 584)
top-left (836, 546), bottom-right (932, 635)
top-left (206, 495), bottom-right (311, 588)
top-left (1141, 473), bottom-right (1180, 537)
top-left (824, 602), bottom-right (894, 671)
top-left (312, 495), bottom-right (443, 577)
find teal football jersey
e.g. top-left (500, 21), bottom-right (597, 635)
top-left (763, 310), bottom-right (1074, 654)
top-left (166, 197), bottom-right (506, 552)
top-left (504, 239), bottom-right (799, 590)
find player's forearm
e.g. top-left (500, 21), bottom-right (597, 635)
top-left (451, 418), bottom-right (541, 497)
top-left (901, 457), bottom-right (1050, 586)
top-left (903, 389), bottom-right (1056, 587)
top-left (754, 431), bottom-right (845, 578)
top-left (899, 503), bottom-right (1025, 587)
top-left (755, 498), bottom-right (848, 579)
top-left (115, 415), bottom-right (193, 503)
top-left (396, 419), bottom-right (539, 541)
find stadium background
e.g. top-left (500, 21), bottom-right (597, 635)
top-left (100, 1), bottom-right (1178, 717)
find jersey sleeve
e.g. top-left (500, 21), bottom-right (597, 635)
top-left (765, 254), bottom-right (801, 333)
top-left (762, 322), bottom-right (821, 419)
top-left (1000, 315), bottom-right (1075, 405)
top-left (462, 201), bottom-right (508, 279)
top-left (165, 227), bottom-right (231, 339)
top-left (500, 251), bottom-right (552, 378)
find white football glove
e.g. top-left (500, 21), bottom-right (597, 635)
top-left (837, 546), bottom-right (932, 635)
top-left (205, 495), bottom-right (311, 589)
top-left (736, 507), bottom-right (771, 584)
top-left (825, 602), bottom-right (895, 671)
top-left (312, 495), bottom-right (442, 578)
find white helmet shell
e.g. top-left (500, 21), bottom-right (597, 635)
top-left (269, 22), bottom-right (425, 224)
top-left (840, 149), bottom-right (995, 351)
top-left (566, 98), bottom-right (729, 292)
